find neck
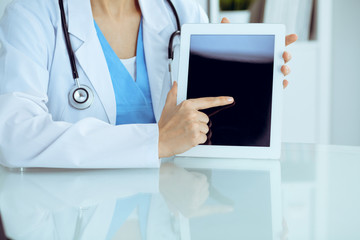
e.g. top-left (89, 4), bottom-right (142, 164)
top-left (91, 0), bottom-right (140, 20)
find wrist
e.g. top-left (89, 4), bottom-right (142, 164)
top-left (158, 141), bottom-right (172, 159)
top-left (158, 135), bottom-right (174, 158)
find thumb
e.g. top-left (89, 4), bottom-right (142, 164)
top-left (164, 81), bottom-right (178, 108)
top-left (221, 17), bottom-right (230, 23)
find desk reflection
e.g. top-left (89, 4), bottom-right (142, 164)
top-left (0, 158), bottom-right (282, 240)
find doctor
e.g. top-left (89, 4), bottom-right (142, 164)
top-left (0, 0), bottom-right (296, 168)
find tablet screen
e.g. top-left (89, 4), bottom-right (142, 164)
top-left (187, 35), bottom-right (275, 147)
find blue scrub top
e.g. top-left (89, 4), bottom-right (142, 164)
top-left (95, 20), bottom-right (156, 125)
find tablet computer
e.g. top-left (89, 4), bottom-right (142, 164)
top-left (177, 24), bottom-right (285, 159)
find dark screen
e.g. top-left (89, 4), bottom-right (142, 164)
top-left (187, 35), bottom-right (275, 147)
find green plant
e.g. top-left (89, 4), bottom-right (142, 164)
top-left (220, 0), bottom-right (254, 11)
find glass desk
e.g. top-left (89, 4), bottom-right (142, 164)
top-left (0, 143), bottom-right (359, 240)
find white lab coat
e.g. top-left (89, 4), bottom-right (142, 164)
top-left (0, 0), bottom-right (208, 168)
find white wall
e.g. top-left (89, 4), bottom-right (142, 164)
top-left (330, 0), bottom-right (360, 146)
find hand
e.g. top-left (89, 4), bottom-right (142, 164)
top-left (160, 163), bottom-right (210, 217)
top-left (221, 17), bottom-right (298, 89)
top-left (158, 82), bottom-right (234, 158)
top-left (282, 34), bottom-right (298, 88)
top-left (160, 163), bottom-right (234, 218)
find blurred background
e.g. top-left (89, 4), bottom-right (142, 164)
top-left (0, 0), bottom-right (359, 146)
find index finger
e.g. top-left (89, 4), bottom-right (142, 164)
top-left (285, 34), bottom-right (298, 46)
top-left (189, 97), bottom-right (234, 110)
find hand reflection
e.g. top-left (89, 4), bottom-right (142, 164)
top-left (159, 163), bottom-right (233, 218)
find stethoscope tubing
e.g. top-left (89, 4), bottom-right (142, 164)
top-left (165, 0), bottom-right (181, 60)
top-left (59, 0), bottom-right (79, 80)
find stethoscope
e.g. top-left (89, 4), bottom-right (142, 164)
top-left (59, 0), bottom-right (181, 110)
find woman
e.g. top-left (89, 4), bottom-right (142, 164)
top-left (0, 0), bottom-right (296, 168)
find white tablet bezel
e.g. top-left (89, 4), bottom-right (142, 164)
top-left (173, 157), bottom-right (282, 239)
top-left (177, 24), bottom-right (285, 159)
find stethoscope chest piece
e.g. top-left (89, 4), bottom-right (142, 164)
top-left (68, 82), bottom-right (94, 110)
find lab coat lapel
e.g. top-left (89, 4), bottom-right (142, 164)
top-left (142, 28), bottom-right (168, 122)
top-left (140, 0), bottom-right (173, 122)
top-left (67, 0), bottom-right (116, 125)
